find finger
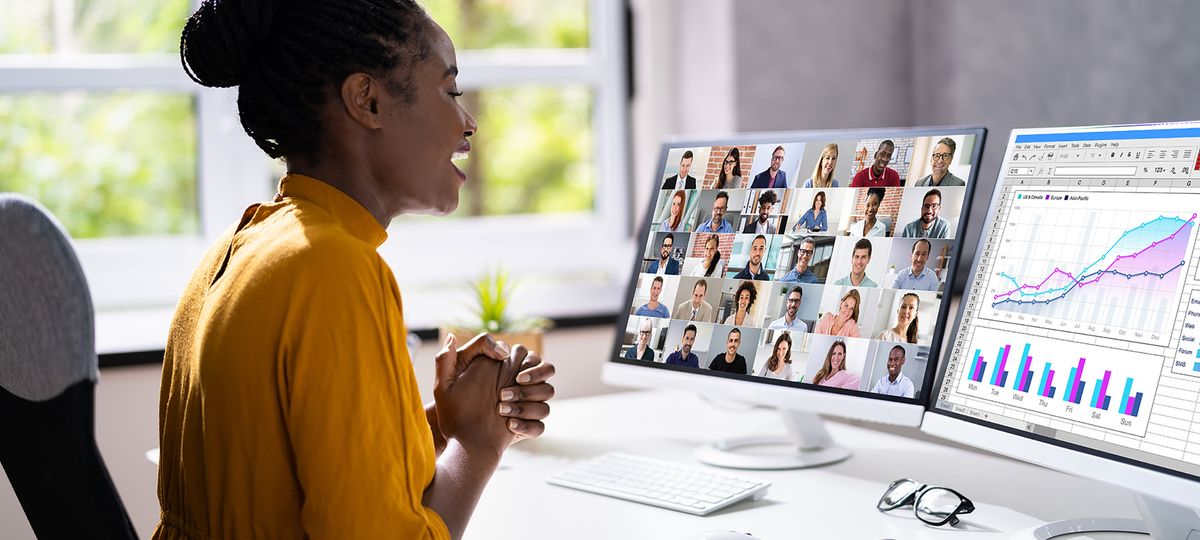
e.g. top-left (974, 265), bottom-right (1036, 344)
top-left (434, 334), bottom-right (459, 390)
top-left (457, 332), bottom-right (510, 362)
top-left (508, 418), bottom-right (546, 439)
top-left (500, 382), bottom-right (554, 403)
top-left (516, 356), bottom-right (554, 385)
top-left (497, 401), bottom-right (550, 421)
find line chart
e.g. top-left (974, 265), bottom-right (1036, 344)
top-left (980, 191), bottom-right (1200, 336)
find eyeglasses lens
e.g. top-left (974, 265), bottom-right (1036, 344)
top-left (878, 479), bottom-right (920, 510)
top-left (915, 487), bottom-right (964, 525)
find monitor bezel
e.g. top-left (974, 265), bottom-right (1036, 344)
top-left (606, 125), bottom-right (987, 425)
top-left (924, 121), bottom-right (1200, 497)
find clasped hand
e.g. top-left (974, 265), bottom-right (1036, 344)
top-left (432, 333), bottom-right (555, 455)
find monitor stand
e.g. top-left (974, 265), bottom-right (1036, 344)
top-left (1011, 494), bottom-right (1200, 539)
top-left (693, 408), bottom-right (851, 470)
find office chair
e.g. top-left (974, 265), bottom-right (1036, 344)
top-left (0, 194), bottom-right (138, 539)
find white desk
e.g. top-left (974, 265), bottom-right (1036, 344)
top-left (469, 390), bottom-right (1142, 539)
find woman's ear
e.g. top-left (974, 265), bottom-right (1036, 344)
top-left (339, 72), bottom-right (383, 129)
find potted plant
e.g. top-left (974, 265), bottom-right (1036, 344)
top-left (440, 267), bottom-right (551, 354)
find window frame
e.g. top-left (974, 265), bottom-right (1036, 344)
top-left (0, 0), bottom-right (632, 349)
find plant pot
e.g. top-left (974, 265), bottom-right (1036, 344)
top-left (439, 327), bottom-right (545, 357)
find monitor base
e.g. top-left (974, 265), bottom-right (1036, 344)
top-left (693, 408), bottom-right (851, 470)
top-left (1010, 494), bottom-right (1200, 539)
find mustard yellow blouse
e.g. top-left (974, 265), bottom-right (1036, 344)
top-left (155, 174), bottom-right (449, 539)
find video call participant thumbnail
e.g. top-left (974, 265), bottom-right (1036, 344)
top-left (664, 324), bottom-right (700, 368)
top-left (675, 279), bottom-right (714, 322)
top-left (914, 137), bottom-right (964, 187)
top-left (660, 190), bottom-right (688, 233)
top-left (803, 143), bottom-right (839, 188)
top-left (849, 140), bottom-right (900, 187)
top-left (750, 146), bottom-right (787, 189)
top-left (646, 233), bottom-right (680, 275)
top-left (755, 332), bottom-right (793, 380)
top-left (812, 339), bottom-right (861, 390)
top-left (779, 238), bottom-right (818, 283)
top-left (815, 288), bottom-right (862, 338)
top-left (662, 150), bottom-right (697, 189)
top-left (742, 190), bottom-right (779, 234)
top-left (871, 345), bottom-right (915, 398)
top-left (696, 191), bottom-right (734, 233)
top-left (891, 239), bottom-right (939, 290)
top-left (634, 276), bottom-right (670, 318)
top-left (833, 238), bottom-right (877, 288)
top-left (876, 292), bottom-right (920, 344)
top-left (713, 148), bottom-right (744, 190)
top-left (623, 318), bottom-right (656, 362)
top-left (768, 286), bottom-right (808, 332)
top-left (690, 235), bottom-right (725, 277)
top-left (901, 189), bottom-right (950, 239)
top-left (733, 234), bottom-right (770, 280)
top-left (708, 327), bottom-right (748, 375)
top-left (793, 190), bottom-right (828, 233)
top-left (724, 281), bottom-right (758, 326)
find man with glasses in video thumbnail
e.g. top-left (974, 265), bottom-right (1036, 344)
top-left (915, 138), bottom-right (965, 187)
top-left (901, 189), bottom-right (950, 239)
top-left (779, 237), bottom-right (819, 283)
top-left (696, 191), bottom-right (735, 233)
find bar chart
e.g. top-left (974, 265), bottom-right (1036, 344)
top-left (1172, 290), bottom-right (1200, 378)
top-left (980, 191), bottom-right (1199, 339)
top-left (958, 326), bottom-right (1163, 436)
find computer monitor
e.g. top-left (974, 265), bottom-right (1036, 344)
top-left (603, 127), bottom-right (986, 469)
top-left (925, 122), bottom-right (1200, 538)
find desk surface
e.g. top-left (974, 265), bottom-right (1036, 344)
top-left (470, 390), bottom-right (1142, 539)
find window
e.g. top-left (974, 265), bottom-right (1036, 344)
top-left (1, 0), bottom-right (630, 344)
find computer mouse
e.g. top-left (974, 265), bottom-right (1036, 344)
top-left (689, 531), bottom-right (762, 540)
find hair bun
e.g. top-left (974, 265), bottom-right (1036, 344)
top-left (180, 0), bottom-right (280, 88)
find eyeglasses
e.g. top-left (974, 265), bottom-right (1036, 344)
top-left (724, 159), bottom-right (736, 165)
top-left (771, 154), bottom-right (784, 161)
top-left (921, 203), bottom-right (941, 209)
top-left (877, 478), bottom-right (974, 526)
top-left (796, 249), bottom-right (814, 256)
top-left (931, 152), bottom-right (953, 162)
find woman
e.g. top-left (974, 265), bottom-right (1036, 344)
top-left (811, 340), bottom-right (861, 389)
top-left (624, 317), bottom-right (657, 361)
top-left (714, 147), bottom-right (743, 189)
top-left (852, 187), bottom-right (887, 237)
top-left (723, 281), bottom-right (758, 325)
top-left (756, 332), bottom-right (793, 380)
top-left (660, 189), bottom-right (687, 232)
top-left (803, 143), bottom-right (840, 188)
top-left (793, 190), bottom-right (828, 233)
top-left (877, 293), bottom-right (920, 344)
top-left (814, 289), bottom-right (862, 337)
top-left (161, 2), bottom-right (555, 538)
top-left (690, 234), bottom-right (723, 277)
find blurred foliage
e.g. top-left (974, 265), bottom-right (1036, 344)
top-left (3, 0), bottom-right (592, 240)
top-left (424, 0), bottom-right (588, 49)
top-left (0, 92), bottom-right (198, 238)
top-left (0, 0), bottom-right (188, 53)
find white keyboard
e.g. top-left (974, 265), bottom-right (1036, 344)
top-left (545, 452), bottom-right (770, 515)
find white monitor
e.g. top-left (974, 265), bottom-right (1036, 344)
top-left (604, 127), bottom-right (987, 469)
top-left (925, 122), bottom-right (1200, 537)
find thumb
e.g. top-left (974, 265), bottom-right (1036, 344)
top-left (457, 332), bottom-right (510, 363)
top-left (435, 333), bottom-right (459, 390)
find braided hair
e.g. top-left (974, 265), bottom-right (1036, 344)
top-left (180, 0), bottom-right (433, 159)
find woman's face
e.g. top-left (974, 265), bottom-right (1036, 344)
top-left (898, 295), bottom-right (918, 325)
top-left (822, 150), bottom-right (837, 174)
top-left (723, 154), bottom-right (736, 174)
top-left (738, 289), bottom-right (751, 311)
top-left (375, 21), bottom-right (478, 216)
top-left (671, 194), bottom-right (683, 216)
top-left (839, 296), bottom-right (856, 319)
top-left (814, 194), bottom-right (825, 211)
top-left (865, 194), bottom-right (881, 218)
top-left (830, 345), bottom-right (845, 371)
top-left (776, 341), bottom-right (790, 362)
top-left (704, 238), bottom-right (718, 259)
